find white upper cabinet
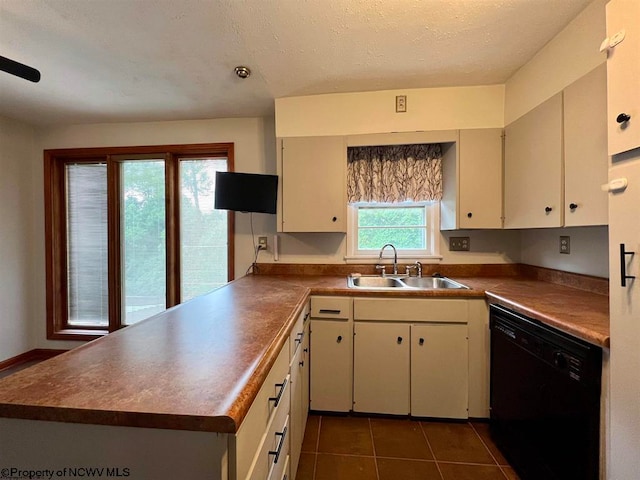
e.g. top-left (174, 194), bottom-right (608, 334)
top-left (458, 128), bottom-right (504, 229)
top-left (564, 63), bottom-right (609, 226)
top-left (504, 93), bottom-right (563, 229)
top-left (605, 0), bottom-right (640, 156)
top-left (440, 129), bottom-right (503, 230)
top-left (277, 136), bottom-right (347, 233)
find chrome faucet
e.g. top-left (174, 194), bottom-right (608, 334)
top-left (414, 261), bottom-right (423, 278)
top-left (377, 243), bottom-right (398, 275)
top-left (404, 261), bottom-right (423, 277)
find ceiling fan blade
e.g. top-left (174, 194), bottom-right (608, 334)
top-left (0, 55), bottom-right (41, 83)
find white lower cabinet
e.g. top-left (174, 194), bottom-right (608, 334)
top-left (309, 296), bottom-right (353, 412)
top-left (353, 322), bottom-right (410, 415)
top-left (410, 323), bottom-right (469, 419)
top-left (301, 320), bottom-right (310, 429)
top-left (288, 303), bottom-right (310, 480)
top-left (310, 319), bottom-right (352, 412)
top-left (309, 296), bottom-right (488, 421)
top-left (352, 297), bottom-right (472, 419)
top-left (236, 341), bottom-right (291, 480)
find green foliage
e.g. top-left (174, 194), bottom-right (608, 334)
top-left (122, 160), bottom-right (228, 306)
top-left (357, 206), bottom-right (426, 250)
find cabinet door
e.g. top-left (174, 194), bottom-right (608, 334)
top-left (301, 320), bottom-right (310, 430)
top-left (504, 93), bottom-right (563, 228)
top-left (564, 64), bottom-right (608, 226)
top-left (411, 324), bottom-right (468, 419)
top-left (310, 320), bottom-right (352, 412)
top-left (289, 344), bottom-right (304, 478)
top-left (606, 0), bottom-right (640, 155)
top-left (279, 136), bottom-right (347, 232)
top-left (353, 322), bottom-right (410, 415)
top-left (459, 129), bottom-right (503, 229)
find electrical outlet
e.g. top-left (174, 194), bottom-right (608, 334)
top-left (449, 237), bottom-right (470, 251)
top-left (258, 236), bottom-right (268, 250)
top-left (560, 236), bottom-right (570, 254)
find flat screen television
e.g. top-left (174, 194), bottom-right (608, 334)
top-left (214, 171), bottom-right (278, 214)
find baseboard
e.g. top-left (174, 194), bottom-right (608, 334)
top-left (0, 349), bottom-right (67, 372)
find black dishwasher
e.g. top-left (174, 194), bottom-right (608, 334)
top-left (489, 304), bottom-right (602, 480)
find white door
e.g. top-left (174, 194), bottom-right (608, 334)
top-left (608, 158), bottom-right (640, 480)
top-left (504, 93), bottom-right (563, 228)
top-left (606, 0), bottom-right (640, 156)
top-left (353, 322), bottom-right (410, 415)
top-left (309, 320), bottom-right (352, 412)
top-left (411, 324), bottom-right (469, 419)
top-left (280, 136), bottom-right (347, 232)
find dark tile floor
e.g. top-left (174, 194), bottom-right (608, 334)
top-left (297, 414), bottom-right (520, 480)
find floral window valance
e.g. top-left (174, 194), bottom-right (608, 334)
top-left (347, 143), bottom-right (443, 203)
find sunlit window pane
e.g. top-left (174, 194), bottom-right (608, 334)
top-left (180, 158), bottom-right (228, 301)
top-left (121, 160), bottom-right (166, 325)
top-left (357, 205), bottom-right (427, 250)
top-left (66, 163), bottom-right (108, 326)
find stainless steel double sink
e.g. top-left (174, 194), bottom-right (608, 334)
top-left (347, 275), bottom-right (469, 290)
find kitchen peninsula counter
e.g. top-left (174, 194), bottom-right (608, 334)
top-left (0, 276), bottom-right (310, 432)
top-left (0, 267), bottom-right (609, 433)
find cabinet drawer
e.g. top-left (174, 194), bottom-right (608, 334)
top-left (274, 455), bottom-right (289, 480)
top-left (311, 296), bottom-right (352, 319)
top-left (248, 409), bottom-right (290, 480)
top-left (234, 341), bottom-right (290, 480)
top-left (289, 303), bottom-right (310, 359)
top-left (354, 298), bottom-right (468, 323)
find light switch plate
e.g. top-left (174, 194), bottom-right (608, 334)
top-left (449, 237), bottom-right (470, 251)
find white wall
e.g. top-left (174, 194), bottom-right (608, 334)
top-left (258, 230), bottom-right (521, 266)
top-left (504, 0), bottom-right (607, 124)
top-left (0, 116), bottom-right (38, 361)
top-left (275, 85), bottom-right (505, 137)
top-left (520, 226), bottom-right (609, 278)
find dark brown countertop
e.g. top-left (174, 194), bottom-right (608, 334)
top-left (0, 269), bottom-right (609, 433)
top-left (270, 274), bottom-right (610, 348)
top-left (0, 276), bottom-right (310, 433)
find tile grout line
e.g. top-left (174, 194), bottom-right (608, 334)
top-left (419, 421), bottom-right (445, 480)
top-left (469, 422), bottom-right (511, 479)
top-left (368, 417), bottom-right (380, 480)
top-left (312, 416), bottom-right (322, 480)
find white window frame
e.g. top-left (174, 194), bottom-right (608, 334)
top-left (345, 201), bottom-right (442, 263)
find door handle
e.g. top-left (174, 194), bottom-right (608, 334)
top-left (620, 243), bottom-right (636, 287)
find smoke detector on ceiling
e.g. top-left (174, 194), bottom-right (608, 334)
top-left (234, 66), bottom-right (251, 79)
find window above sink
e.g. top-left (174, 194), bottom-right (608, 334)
top-left (346, 202), bottom-right (441, 261)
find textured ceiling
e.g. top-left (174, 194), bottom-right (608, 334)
top-left (0, 0), bottom-right (592, 127)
